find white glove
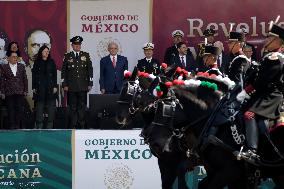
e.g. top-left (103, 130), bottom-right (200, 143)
top-left (53, 88), bottom-right (57, 94)
top-left (236, 89), bottom-right (250, 102)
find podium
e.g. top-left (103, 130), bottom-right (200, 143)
top-left (89, 94), bottom-right (144, 129)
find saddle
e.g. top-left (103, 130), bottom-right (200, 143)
top-left (198, 85), bottom-right (247, 153)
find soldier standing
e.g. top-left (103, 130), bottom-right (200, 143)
top-left (163, 30), bottom-right (184, 65)
top-left (137, 42), bottom-right (160, 75)
top-left (61, 36), bottom-right (93, 129)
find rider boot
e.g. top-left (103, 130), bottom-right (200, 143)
top-left (241, 111), bottom-right (259, 159)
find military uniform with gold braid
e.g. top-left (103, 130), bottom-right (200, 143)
top-left (163, 30), bottom-right (184, 64)
top-left (61, 36), bottom-right (93, 128)
top-left (137, 43), bottom-right (160, 75)
top-left (61, 38), bottom-right (93, 92)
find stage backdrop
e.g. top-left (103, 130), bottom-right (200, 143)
top-left (74, 129), bottom-right (162, 189)
top-left (0, 0), bottom-right (67, 106)
top-left (69, 0), bottom-right (152, 93)
top-left (153, 0), bottom-right (284, 61)
top-left (0, 0), bottom-right (67, 69)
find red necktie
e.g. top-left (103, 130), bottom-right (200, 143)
top-left (112, 56), bottom-right (116, 68)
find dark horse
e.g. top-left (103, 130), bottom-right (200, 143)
top-left (116, 68), bottom-right (191, 189)
top-left (117, 67), bottom-right (284, 188)
top-left (131, 71), bottom-right (284, 189)
top-left (161, 84), bottom-right (284, 189)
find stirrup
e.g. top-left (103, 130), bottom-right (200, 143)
top-left (237, 146), bottom-right (260, 162)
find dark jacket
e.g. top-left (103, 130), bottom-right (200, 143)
top-left (99, 54), bottom-right (128, 92)
top-left (169, 52), bottom-right (197, 72)
top-left (32, 58), bottom-right (57, 101)
top-left (218, 52), bottom-right (230, 74)
top-left (0, 63), bottom-right (28, 96)
top-left (137, 58), bottom-right (160, 75)
top-left (227, 53), bottom-right (250, 83)
top-left (164, 45), bottom-right (179, 64)
top-left (61, 51), bottom-right (93, 92)
top-left (245, 53), bottom-right (284, 119)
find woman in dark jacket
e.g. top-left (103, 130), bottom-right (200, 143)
top-left (32, 45), bottom-right (57, 129)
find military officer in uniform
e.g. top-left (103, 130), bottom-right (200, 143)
top-left (237, 24), bottom-right (284, 158)
top-left (137, 42), bottom-right (160, 75)
top-left (203, 45), bottom-right (223, 76)
top-left (196, 28), bottom-right (216, 72)
top-left (227, 31), bottom-right (251, 84)
top-left (61, 36), bottom-right (93, 129)
top-left (163, 30), bottom-right (184, 64)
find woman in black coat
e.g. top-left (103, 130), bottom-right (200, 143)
top-left (32, 45), bottom-right (57, 129)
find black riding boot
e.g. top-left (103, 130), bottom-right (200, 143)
top-left (241, 118), bottom-right (259, 159)
top-left (246, 118), bottom-right (259, 151)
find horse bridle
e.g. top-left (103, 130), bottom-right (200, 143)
top-left (117, 80), bottom-right (141, 104)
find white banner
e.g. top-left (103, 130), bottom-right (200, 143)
top-left (74, 129), bottom-right (162, 189)
top-left (70, 0), bottom-right (151, 93)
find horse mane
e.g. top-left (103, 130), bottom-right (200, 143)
top-left (172, 85), bottom-right (208, 111)
top-left (172, 85), bottom-right (222, 111)
top-left (138, 77), bottom-right (153, 90)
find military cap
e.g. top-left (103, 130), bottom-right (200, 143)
top-left (237, 27), bottom-right (248, 34)
top-left (203, 28), bottom-right (216, 37)
top-left (204, 45), bottom-right (221, 56)
top-left (143, 42), bottom-right (154, 50)
top-left (268, 24), bottom-right (284, 41)
top-left (70, 36), bottom-right (83, 44)
top-left (172, 30), bottom-right (184, 37)
top-left (228, 31), bottom-right (245, 42)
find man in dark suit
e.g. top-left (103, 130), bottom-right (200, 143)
top-left (137, 42), bottom-right (160, 75)
top-left (213, 40), bottom-right (229, 75)
top-left (169, 42), bottom-right (197, 72)
top-left (99, 42), bottom-right (128, 94)
top-left (61, 36), bottom-right (93, 128)
top-left (0, 51), bottom-right (28, 129)
top-left (164, 30), bottom-right (184, 64)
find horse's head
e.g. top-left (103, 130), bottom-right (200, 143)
top-left (142, 96), bottom-right (182, 158)
top-left (116, 67), bottom-right (140, 125)
top-left (116, 69), bottom-right (159, 126)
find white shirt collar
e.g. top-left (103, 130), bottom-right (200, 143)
top-left (110, 54), bottom-right (117, 60)
top-left (72, 50), bottom-right (80, 55)
top-left (9, 63), bottom-right (17, 76)
top-left (146, 57), bottom-right (152, 62)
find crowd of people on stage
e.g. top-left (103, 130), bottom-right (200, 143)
top-left (0, 23), bottom-right (284, 138)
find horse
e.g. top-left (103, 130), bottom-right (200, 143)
top-left (158, 82), bottom-right (284, 189)
top-left (116, 67), bottom-right (191, 189)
